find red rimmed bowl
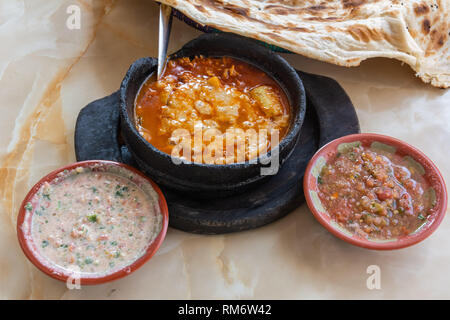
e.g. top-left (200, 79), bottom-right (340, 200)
top-left (303, 133), bottom-right (447, 250)
top-left (17, 160), bottom-right (169, 285)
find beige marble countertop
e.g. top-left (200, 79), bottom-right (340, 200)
top-left (1, 0), bottom-right (449, 299)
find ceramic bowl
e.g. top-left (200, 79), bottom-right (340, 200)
top-left (17, 160), bottom-right (169, 285)
top-left (303, 133), bottom-right (447, 250)
top-left (119, 32), bottom-right (306, 198)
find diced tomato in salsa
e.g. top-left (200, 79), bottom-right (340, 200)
top-left (317, 145), bottom-right (434, 239)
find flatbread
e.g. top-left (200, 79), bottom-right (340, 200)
top-left (159, 0), bottom-right (449, 88)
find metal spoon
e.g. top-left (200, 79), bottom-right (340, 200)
top-left (157, 4), bottom-right (173, 80)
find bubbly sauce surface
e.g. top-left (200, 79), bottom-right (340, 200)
top-left (29, 168), bottom-right (162, 276)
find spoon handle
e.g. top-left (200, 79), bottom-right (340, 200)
top-left (157, 4), bottom-right (173, 80)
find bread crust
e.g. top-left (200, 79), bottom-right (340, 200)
top-left (160, 0), bottom-right (449, 88)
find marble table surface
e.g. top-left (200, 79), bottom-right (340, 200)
top-left (0, 0), bottom-right (449, 299)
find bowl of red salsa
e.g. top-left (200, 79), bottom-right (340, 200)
top-left (303, 133), bottom-right (447, 250)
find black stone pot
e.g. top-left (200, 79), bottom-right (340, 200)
top-left (119, 33), bottom-right (306, 198)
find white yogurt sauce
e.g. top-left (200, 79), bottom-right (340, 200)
top-left (27, 166), bottom-right (162, 277)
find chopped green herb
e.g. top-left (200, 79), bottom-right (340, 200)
top-left (115, 190), bottom-right (124, 197)
top-left (114, 252), bottom-right (121, 258)
top-left (109, 262), bottom-right (115, 268)
top-left (60, 244), bottom-right (68, 248)
top-left (128, 233), bottom-right (133, 237)
top-left (84, 258), bottom-right (93, 264)
top-left (317, 176), bottom-right (323, 184)
top-left (418, 214), bottom-right (425, 220)
top-left (110, 241), bottom-right (118, 246)
top-left (42, 240), bottom-right (49, 248)
top-left (87, 214), bottom-right (98, 223)
top-left (25, 202), bottom-right (33, 211)
top-left (43, 193), bottom-right (51, 201)
top-left (91, 187), bottom-right (98, 193)
top-left (115, 186), bottom-right (129, 198)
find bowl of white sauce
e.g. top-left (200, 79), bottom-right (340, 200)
top-left (17, 160), bottom-right (168, 285)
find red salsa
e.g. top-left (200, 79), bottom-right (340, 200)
top-left (317, 143), bottom-right (435, 239)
